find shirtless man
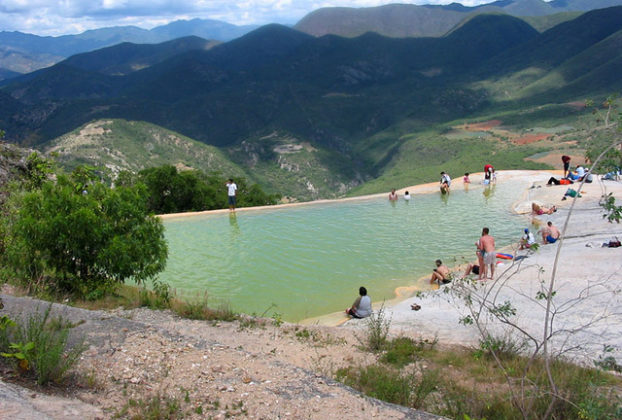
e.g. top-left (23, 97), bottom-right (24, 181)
top-left (541, 221), bottom-right (561, 244)
top-left (430, 259), bottom-right (451, 285)
top-left (388, 188), bottom-right (398, 201)
top-left (479, 227), bottom-right (496, 280)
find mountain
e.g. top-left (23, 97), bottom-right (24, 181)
top-left (0, 68), bottom-right (21, 81)
top-left (62, 37), bottom-right (219, 76)
top-left (293, 0), bottom-right (622, 38)
top-left (1, 10), bottom-right (621, 198)
top-left (149, 18), bottom-right (259, 41)
top-left (0, 19), bottom-right (258, 78)
top-left (482, 6), bottom-right (622, 73)
top-left (294, 4), bottom-right (469, 38)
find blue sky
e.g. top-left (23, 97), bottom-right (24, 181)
top-left (0, 1), bottom-right (531, 36)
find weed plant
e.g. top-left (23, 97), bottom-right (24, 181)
top-left (472, 334), bottom-right (528, 361)
top-left (139, 279), bottom-right (171, 309)
top-left (114, 394), bottom-right (182, 420)
top-left (171, 294), bottom-right (238, 322)
top-left (356, 304), bottom-right (390, 352)
top-left (336, 364), bottom-right (440, 410)
top-left (380, 336), bottom-right (436, 368)
top-left (0, 305), bottom-right (86, 385)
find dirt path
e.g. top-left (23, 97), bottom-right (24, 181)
top-left (0, 295), bottom-right (445, 419)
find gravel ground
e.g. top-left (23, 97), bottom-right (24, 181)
top-left (0, 294), bottom-right (446, 419)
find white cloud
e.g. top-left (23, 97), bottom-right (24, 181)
top-left (0, 1), bottom-right (522, 36)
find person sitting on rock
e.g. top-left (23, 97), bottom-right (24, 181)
top-left (345, 286), bottom-right (372, 319)
top-left (430, 259), bottom-right (451, 285)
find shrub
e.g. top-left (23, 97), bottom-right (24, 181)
top-left (381, 336), bottom-right (434, 368)
top-left (0, 305), bottom-right (86, 385)
top-left (172, 295), bottom-right (238, 322)
top-left (2, 170), bottom-right (168, 296)
top-left (336, 364), bottom-right (439, 409)
top-left (356, 304), bottom-right (391, 352)
top-left (139, 279), bottom-right (172, 310)
top-left (473, 334), bottom-right (527, 360)
top-left (337, 365), bottom-right (412, 406)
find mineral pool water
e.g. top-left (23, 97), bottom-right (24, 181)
top-left (160, 182), bottom-right (529, 321)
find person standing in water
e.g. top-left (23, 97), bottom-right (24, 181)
top-left (404, 191), bottom-right (411, 202)
top-left (389, 189), bottom-right (398, 201)
top-left (226, 178), bottom-right (237, 211)
top-left (440, 172), bottom-right (451, 194)
top-left (484, 164), bottom-right (494, 185)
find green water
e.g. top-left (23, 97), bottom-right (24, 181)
top-left (160, 182), bottom-right (529, 321)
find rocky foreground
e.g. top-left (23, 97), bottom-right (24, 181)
top-left (0, 294), bottom-right (443, 419)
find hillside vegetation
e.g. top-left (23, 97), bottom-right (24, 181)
top-left (46, 119), bottom-right (247, 179)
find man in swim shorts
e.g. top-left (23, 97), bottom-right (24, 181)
top-left (479, 227), bottom-right (496, 280)
top-left (430, 259), bottom-right (451, 285)
top-left (541, 221), bottom-right (561, 244)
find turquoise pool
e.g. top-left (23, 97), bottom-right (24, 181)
top-left (160, 182), bottom-right (529, 321)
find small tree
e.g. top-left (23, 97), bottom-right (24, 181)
top-left (2, 172), bottom-right (168, 296)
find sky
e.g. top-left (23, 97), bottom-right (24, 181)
top-left (0, 0), bottom-right (544, 36)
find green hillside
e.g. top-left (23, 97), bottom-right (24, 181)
top-left (44, 120), bottom-right (358, 201)
top-left (45, 119), bottom-right (247, 178)
top-left (522, 11), bottom-right (583, 31)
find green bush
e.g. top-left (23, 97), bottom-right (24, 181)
top-left (0, 305), bottom-right (86, 385)
top-left (1, 170), bottom-right (168, 296)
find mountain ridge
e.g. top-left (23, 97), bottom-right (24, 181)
top-left (1, 9), bottom-right (620, 199)
top-left (294, 0), bottom-right (622, 38)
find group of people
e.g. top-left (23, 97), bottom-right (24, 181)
top-left (429, 227), bottom-right (497, 286)
top-left (387, 166), bottom-right (496, 202)
top-left (351, 161), bottom-right (570, 319)
top-left (552, 155), bottom-right (593, 184)
top-left (518, 221), bottom-right (561, 248)
top-left (440, 165), bottom-right (495, 194)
